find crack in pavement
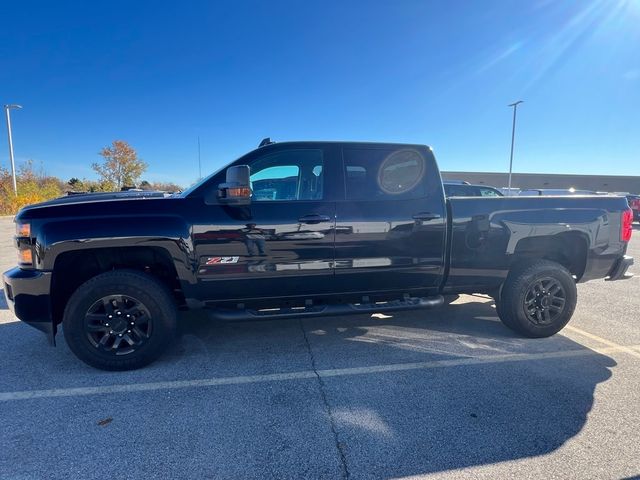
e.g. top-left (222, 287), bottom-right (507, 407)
top-left (299, 318), bottom-right (350, 480)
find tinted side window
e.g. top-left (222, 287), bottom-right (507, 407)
top-left (444, 184), bottom-right (475, 197)
top-left (479, 187), bottom-right (501, 197)
top-left (249, 150), bottom-right (323, 201)
top-left (343, 148), bottom-right (426, 201)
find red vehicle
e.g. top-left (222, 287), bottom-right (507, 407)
top-left (627, 195), bottom-right (640, 222)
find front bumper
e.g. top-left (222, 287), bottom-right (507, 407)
top-left (3, 267), bottom-right (55, 344)
top-left (605, 255), bottom-right (634, 282)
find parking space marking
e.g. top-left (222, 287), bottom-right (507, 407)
top-left (1, 344), bottom-right (638, 402)
top-left (565, 325), bottom-right (640, 359)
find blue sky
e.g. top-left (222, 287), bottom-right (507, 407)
top-left (1, 0), bottom-right (639, 187)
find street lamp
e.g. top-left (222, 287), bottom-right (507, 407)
top-left (4, 104), bottom-right (22, 196)
top-left (507, 100), bottom-right (523, 196)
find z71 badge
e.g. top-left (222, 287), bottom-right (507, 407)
top-left (205, 256), bottom-right (240, 265)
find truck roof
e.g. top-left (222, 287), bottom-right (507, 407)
top-left (256, 140), bottom-right (432, 150)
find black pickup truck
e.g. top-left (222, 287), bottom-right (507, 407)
top-left (3, 141), bottom-right (634, 370)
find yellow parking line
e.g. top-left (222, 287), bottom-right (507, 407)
top-left (0, 343), bottom-right (638, 402)
top-left (565, 325), bottom-right (640, 359)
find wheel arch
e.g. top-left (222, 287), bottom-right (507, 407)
top-left (511, 232), bottom-right (589, 280)
top-left (50, 246), bottom-right (185, 326)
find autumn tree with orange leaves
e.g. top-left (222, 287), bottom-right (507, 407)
top-left (92, 140), bottom-right (148, 190)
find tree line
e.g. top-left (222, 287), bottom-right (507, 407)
top-left (0, 140), bottom-right (184, 215)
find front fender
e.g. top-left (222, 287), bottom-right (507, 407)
top-left (34, 215), bottom-right (198, 291)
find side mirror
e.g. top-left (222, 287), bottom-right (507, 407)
top-left (217, 165), bottom-right (252, 205)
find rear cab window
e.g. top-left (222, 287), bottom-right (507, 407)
top-left (343, 147), bottom-right (428, 200)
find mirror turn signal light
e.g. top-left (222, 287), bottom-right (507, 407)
top-left (226, 187), bottom-right (252, 198)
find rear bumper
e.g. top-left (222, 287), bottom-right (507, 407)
top-left (3, 267), bottom-right (55, 344)
top-left (605, 255), bottom-right (634, 282)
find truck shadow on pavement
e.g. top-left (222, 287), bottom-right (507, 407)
top-left (0, 299), bottom-right (616, 479)
top-left (170, 299), bottom-right (616, 478)
top-left (0, 289), bottom-right (8, 309)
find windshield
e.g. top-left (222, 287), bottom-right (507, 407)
top-left (179, 164), bottom-right (228, 197)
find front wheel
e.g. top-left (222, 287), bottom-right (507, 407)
top-left (62, 270), bottom-right (177, 370)
top-left (498, 260), bottom-right (577, 338)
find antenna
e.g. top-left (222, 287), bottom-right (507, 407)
top-left (259, 137), bottom-right (274, 147)
top-left (198, 136), bottom-right (202, 180)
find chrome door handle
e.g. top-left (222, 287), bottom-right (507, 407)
top-left (298, 214), bottom-right (331, 224)
top-left (412, 212), bottom-right (441, 221)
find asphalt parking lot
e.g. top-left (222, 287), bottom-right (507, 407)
top-left (0, 216), bottom-right (639, 479)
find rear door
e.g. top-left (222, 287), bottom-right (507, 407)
top-left (333, 144), bottom-right (447, 295)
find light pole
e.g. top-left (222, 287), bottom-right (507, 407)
top-left (507, 100), bottom-right (523, 196)
top-left (4, 104), bottom-right (22, 196)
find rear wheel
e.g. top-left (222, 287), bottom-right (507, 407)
top-left (498, 260), bottom-right (577, 338)
top-left (62, 270), bottom-right (177, 370)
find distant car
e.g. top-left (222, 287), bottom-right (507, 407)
top-left (518, 188), bottom-right (597, 196)
top-left (626, 194), bottom-right (640, 222)
top-left (500, 187), bottom-right (521, 197)
top-left (443, 182), bottom-right (503, 197)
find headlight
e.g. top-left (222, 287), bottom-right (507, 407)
top-left (15, 222), bottom-right (33, 266)
top-left (16, 222), bottom-right (30, 237)
top-left (18, 248), bottom-right (33, 265)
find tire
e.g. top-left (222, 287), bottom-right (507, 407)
top-left (443, 294), bottom-right (460, 305)
top-left (498, 260), bottom-right (577, 338)
top-left (62, 270), bottom-right (177, 371)
top-left (488, 287), bottom-right (504, 320)
top-left (493, 295), bottom-right (504, 321)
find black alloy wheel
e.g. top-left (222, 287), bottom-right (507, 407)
top-left (522, 277), bottom-right (566, 326)
top-left (84, 295), bottom-right (153, 356)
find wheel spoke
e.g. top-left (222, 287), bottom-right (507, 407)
top-left (132, 326), bottom-right (149, 340)
top-left (98, 333), bottom-right (111, 347)
top-left (86, 323), bottom-right (109, 332)
top-left (85, 313), bottom-right (106, 323)
top-left (533, 309), bottom-right (541, 324)
top-left (101, 298), bottom-right (115, 315)
top-left (122, 303), bottom-right (141, 316)
top-left (112, 336), bottom-right (124, 349)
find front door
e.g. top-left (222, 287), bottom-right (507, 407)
top-left (192, 146), bottom-right (337, 303)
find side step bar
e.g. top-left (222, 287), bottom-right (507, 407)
top-left (208, 295), bottom-right (444, 322)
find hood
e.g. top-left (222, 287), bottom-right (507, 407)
top-left (28, 190), bottom-right (170, 208)
top-left (18, 190), bottom-right (172, 214)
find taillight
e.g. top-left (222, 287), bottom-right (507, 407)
top-left (621, 209), bottom-right (633, 242)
